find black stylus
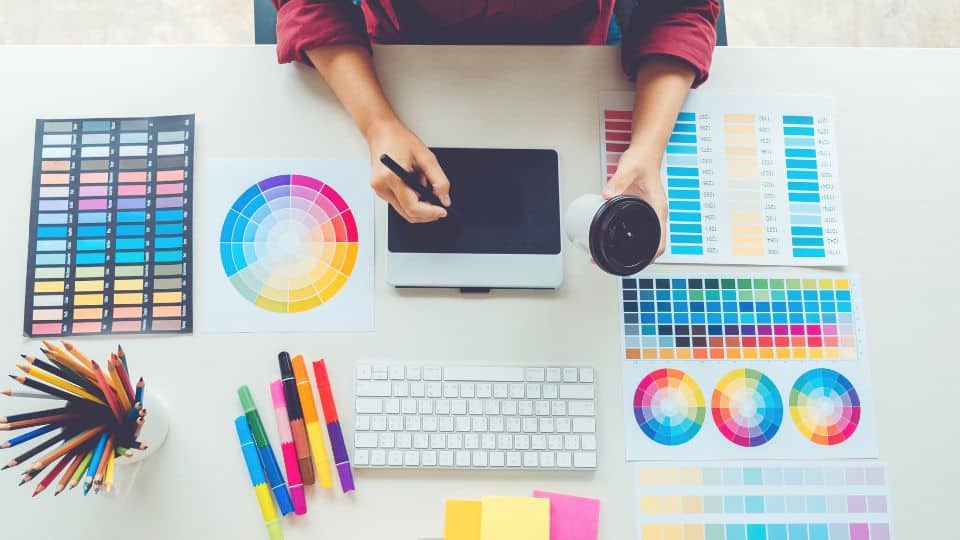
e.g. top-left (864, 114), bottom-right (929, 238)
top-left (379, 153), bottom-right (452, 216)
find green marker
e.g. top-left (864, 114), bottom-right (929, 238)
top-left (238, 385), bottom-right (294, 515)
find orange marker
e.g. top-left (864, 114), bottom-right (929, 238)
top-left (292, 355), bottom-right (332, 489)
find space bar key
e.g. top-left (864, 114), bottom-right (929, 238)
top-left (443, 366), bottom-right (525, 382)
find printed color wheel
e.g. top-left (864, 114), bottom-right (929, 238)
top-left (219, 174), bottom-right (359, 313)
top-left (633, 368), bottom-right (706, 446)
top-left (711, 368), bottom-right (783, 447)
top-left (790, 368), bottom-right (861, 445)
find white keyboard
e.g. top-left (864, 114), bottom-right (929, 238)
top-left (352, 364), bottom-right (598, 470)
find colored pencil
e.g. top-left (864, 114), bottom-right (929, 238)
top-left (27, 424), bottom-right (105, 473)
top-left (32, 451), bottom-right (72, 497)
top-left (4, 429), bottom-right (68, 470)
top-left (55, 448), bottom-right (87, 495)
top-left (93, 436), bottom-right (114, 491)
top-left (117, 345), bottom-right (128, 373)
top-left (40, 346), bottom-right (96, 383)
top-left (10, 374), bottom-right (88, 403)
top-left (104, 449), bottom-right (115, 493)
top-left (234, 416), bottom-right (284, 540)
top-left (292, 354), bottom-right (333, 489)
top-left (1, 389), bottom-right (61, 400)
top-left (270, 380), bottom-right (307, 515)
top-left (135, 377), bottom-right (144, 407)
top-left (88, 360), bottom-right (123, 423)
top-left (83, 431), bottom-right (109, 495)
top-left (1, 406), bottom-right (71, 423)
top-left (68, 449), bottom-right (93, 490)
top-left (112, 352), bottom-right (135, 404)
top-left (107, 357), bottom-right (132, 411)
top-left (0, 412), bottom-right (76, 431)
top-left (15, 364), bottom-right (106, 405)
top-left (21, 355), bottom-right (91, 391)
top-left (237, 385), bottom-right (294, 516)
top-left (1, 423), bottom-right (58, 449)
top-left (62, 341), bottom-right (94, 371)
top-left (278, 352), bottom-right (315, 485)
top-left (313, 359), bottom-right (355, 492)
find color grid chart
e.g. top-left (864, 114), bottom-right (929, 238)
top-left (620, 275), bottom-right (866, 362)
top-left (633, 463), bottom-right (893, 540)
top-left (600, 91), bottom-right (847, 266)
top-left (24, 115), bottom-right (195, 336)
top-left (621, 363), bottom-right (877, 460)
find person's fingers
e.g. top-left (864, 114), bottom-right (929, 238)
top-left (602, 170), bottom-right (634, 200)
top-left (392, 179), bottom-right (447, 222)
top-left (415, 151), bottom-right (452, 207)
top-left (373, 184), bottom-right (416, 222)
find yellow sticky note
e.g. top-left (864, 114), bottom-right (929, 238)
top-left (480, 496), bottom-right (549, 540)
top-left (445, 500), bottom-right (481, 540)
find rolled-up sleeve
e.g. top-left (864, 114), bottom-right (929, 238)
top-left (621, 0), bottom-right (719, 87)
top-left (272, 0), bottom-right (370, 65)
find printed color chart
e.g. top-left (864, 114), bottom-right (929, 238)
top-left (620, 275), bottom-right (864, 362)
top-left (600, 92), bottom-right (847, 266)
top-left (621, 363), bottom-right (877, 460)
top-left (633, 462), bottom-right (892, 540)
top-left (24, 115), bottom-right (194, 336)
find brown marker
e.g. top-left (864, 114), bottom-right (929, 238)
top-left (279, 352), bottom-right (315, 485)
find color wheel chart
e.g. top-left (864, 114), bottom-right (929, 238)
top-left (24, 115), bottom-right (194, 336)
top-left (219, 174), bottom-right (358, 313)
top-left (620, 275), bottom-right (866, 362)
top-left (600, 92), bottom-right (847, 266)
top-left (712, 369), bottom-right (783, 448)
top-left (633, 463), bottom-right (893, 540)
top-left (200, 158), bottom-right (373, 333)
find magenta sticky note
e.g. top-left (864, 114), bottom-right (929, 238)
top-left (532, 490), bottom-right (600, 540)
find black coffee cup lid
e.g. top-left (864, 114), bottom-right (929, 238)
top-left (589, 195), bottom-right (660, 276)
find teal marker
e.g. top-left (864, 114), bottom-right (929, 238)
top-left (238, 385), bottom-right (294, 515)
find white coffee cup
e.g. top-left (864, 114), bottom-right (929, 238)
top-left (564, 194), bottom-right (661, 276)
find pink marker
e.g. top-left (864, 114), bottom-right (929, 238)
top-left (270, 379), bottom-right (307, 515)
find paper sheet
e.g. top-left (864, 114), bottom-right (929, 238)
top-left (480, 496), bottom-right (550, 540)
top-left (632, 462), bottom-right (893, 540)
top-left (600, 91), bottom-right (848, 266)
top-left (533, 490), bottom-right (600, 540)
top-left (445, 500), bottom-right (482, 540)
top-left (199, 158), bottom-right (374, 333)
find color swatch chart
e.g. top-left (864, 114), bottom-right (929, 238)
top-left (620, 275), bottom-right (865, 362)
top-left (621, 363), bottom-right (877, 461)
top-left (633, 463), bottom-right (892, 540)
top-left (600, 92), bottom-right (847, 266)
top-left (200, 158), bottom-right (373, 333)
top-left (24, 115), bottom-right (194, 336)
top-left (219, 173), bottom-right (359, 313)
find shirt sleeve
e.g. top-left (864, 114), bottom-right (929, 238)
top-left (272, 0), bottom-right (370, 65)
top-left (620, 0), bottom-right (720, 87)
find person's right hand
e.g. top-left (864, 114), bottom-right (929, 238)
top-left (366, 120), bottom-right (451, 223)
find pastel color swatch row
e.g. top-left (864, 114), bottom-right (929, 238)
top-left (621, 276), bottom-right (861, 361)
top-left (24, 115), bottom-right (195, 336)
top-left (639, 522), bottom-right (890, 540)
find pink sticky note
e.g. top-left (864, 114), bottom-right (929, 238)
top-left (532, 490), bottom-right (600, 540)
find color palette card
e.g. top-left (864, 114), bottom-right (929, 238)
top-left (199, 158), bottom-right (373, 332)
top-left (633, 462), bottom-right (893, 540)
top-left (600, 91), bottom-right (847, 266)
top-left (24, 115), bottom-right (195, 336)
top-left (622, 362), bottom-right (877, 460)
top-left (620, 275), bottom-right (867, 362)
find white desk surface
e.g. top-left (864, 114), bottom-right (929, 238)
top-left (0, 45), bottom-right (958, 539)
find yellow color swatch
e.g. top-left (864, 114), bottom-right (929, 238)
top-left (444, 500), bottom-right (481, 540)
top-left (480, 496), bottom-right (549, 540)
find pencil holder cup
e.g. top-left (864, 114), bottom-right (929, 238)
top-left (111, 396), bottom-right (170, 497)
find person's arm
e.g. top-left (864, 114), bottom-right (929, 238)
top-left (306, 46), bottom-right (451, 223)
top-left (603, 58), bottom-right (695, 258)
top-left (608, 0), bottom-right (720, 257)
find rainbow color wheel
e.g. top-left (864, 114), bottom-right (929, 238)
top-left (711, 369), bottom-right (783, 447)
top-left (633, 368), bottom-right (706, 446)
top-left (219, 174), bottom-right (359, 313)
top-left (790, 368), bottom-right (861, 445)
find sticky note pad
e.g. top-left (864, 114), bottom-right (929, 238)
top-left (445, 500), bottom-right (481, 540)
top-left (533, 490), bottom-right (600, 540)
top-left (480, 496), bottom-right (550, 540)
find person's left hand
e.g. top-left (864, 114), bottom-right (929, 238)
top-left (603, 145), bottom-right (668, 260)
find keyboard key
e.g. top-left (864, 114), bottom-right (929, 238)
top-left (476, 383), bottom-right (492, 398)
top-left (518, 401), bottom-right (534, 416)
top-left (568, 401), bottom-right (596, 416)
top-left (574, 452), bottom-right (597, 468)
top-left (396, 433), bottom-right (412, 448)
top-left (425, 382), bottom-right (441, 398)
top-left (562, 368), bottom-right (578, 382)
top-left (564, 435), bottom-right (580, 450)
top-left (436, 400), bottom-right (450, 415)
top-left (385, 399), bottom-right (400, 414)
top-left (551, 401), bottom-right (566, 416)
top-left (401, 399), bottom-right (417, 414)
top-left (448, 434), bottom-right (463, 448)
top-left (389, 366), bottom-right (405, 380)
top-left (418, 399), bottom-right (434, 414)
top-left (514, 435), bottom-right (530, 450)
top-left (506, 418), bottom-right (522, 432)
top-left (454, 417), bottom-right (470, 432)
top-left (522, 418), bottom-right (538, 433)
top-left (438, 451), bottom-right (453, 466)
top-left (356, 365), bottom-right (372, 380)
top-left (472, 451), bottom-right (488, 467)
top-left (355, 415), bottom-right (370, 431)
top-left (443, 383), bottom-right (459, 398)
top-left (572, 418), bottom-right (596, 433)
top-left (392, 382), bottom-right (409, 397)
top-left (438, 417), bottom-right (454, 432)
top-left (540, 451), bottom-right (555, 468)
top-left (507, 452), bottom-right (522, 467)
top-left (371, 449), bottom-right (386, 466)
top-left (355, 449), bottom-right (369, 465)
top-left (471, 417), bottom-right (487, 431)
top-left (581, 434), bottom-right (596, 450)
top-left (502, 401), bottom-right (518, 415)
top-left (387, 450), bottom-right (403, 466)
top-left (465, 434), bottom-right (479, 449)
top-left (488, 417), bottom-right (504, 432)
top-left (548, 435), bottom-right (563, 450)
top-left (423, 367), bottom-right (442, 381)
top-left (405, 416), bottom-right (421, 431)
top-left (497, 434), bottom-right (512, 449)
top-left (410, 382), bottom-right (426, 397)
top-left (422, 416), bottom-right (438, 432)
top-left (355, 433), bottom-right (378, 448)
top-left (493, 383), bottom-right (509, 398)
top-left (543, 384), bottom-right (559, 399)
top-left (455, 451), bottom-right (470, 467)
top-left (509, 383), bottom-right (525, 398)
top-left (468, 399), bottom-right (483, 415)
top-left (371, 416), bottom-right (387, 431)
top-left (430, 434), bottom-right (445, 448)
top-left (422, 450), bottom-right (437, 466)
top-left (414, 433), bottom-right (429, 449)
top-left (355, 399), bottom-right (383, 414)
top-left (373, 366), bottom-right (388, 380)
top-left (445, 366), bottom-right (524, 382)
top-left (407, 366), bottom-right (422, 380)
top-left (452, 400), bottom-right (467, 415)
top-left (540, 418), bottom-right (555, 433)
top-left (556, 451), bottom-right (572, 468)
top-left (481, 434), bottom-right (496, 449)
top-left (556, 418), bottom-right (571, 433)
top-left (579, 368), bottom-right (594, 383)
top-left (490, 451), bottom-right (505, 467)
top-left (523, 452), bottom-right (538, 467)
top-left (357, 381), bottom-right (390, 397)
top-left (525, 368), bottom-right (545, 382)
top-left (460, 383), bottom-right (475, 398)
top-left (546, 368), bottom-right (562, 382)
top-left (379, 433), bottom-right (395, 448)
top-left (404, 451), bottom-right (419, 466)
top-left (532, 435), bottom-right (547, 450)
top-left (559, 385), bottom-right (594, 399)
top-left (526, 384), bottom-right (541, 399)
top-left (535, 401), bottom-right (550, 416)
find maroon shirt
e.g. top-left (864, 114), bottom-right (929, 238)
top-left (271, 0), bottom-right (719, 86)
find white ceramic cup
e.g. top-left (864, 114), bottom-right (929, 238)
top-left (564, 193), bottom-right (661, 276)
top-left (111, 395), bottom-right (170, 497)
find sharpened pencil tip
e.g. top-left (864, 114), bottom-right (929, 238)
top-left (19, 354), bottom-right (26, 358)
